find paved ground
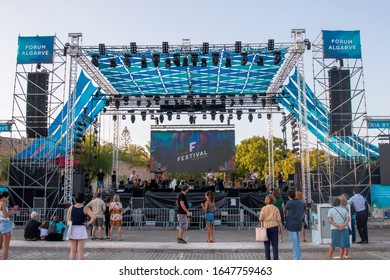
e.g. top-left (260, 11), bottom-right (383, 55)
top-left (5, 224), bottom-right (390, 260)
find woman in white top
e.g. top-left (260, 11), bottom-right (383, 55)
top-left (0, 191), bottom-right (19, 260)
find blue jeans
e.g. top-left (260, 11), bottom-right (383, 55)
top-left (264, 226), bottom-right (279, 260)
top-left (288, 231), bottom-right (301, 260)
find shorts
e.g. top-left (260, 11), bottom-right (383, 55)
top-left (0, 219), bottom-right (13, 235)
top-left (205, 212), bottom-right (215, 223)
top-left (97, 180), bottom-right (104, 189)
top-left (177, 214), bottom-right (188, 230)
top-left (93, 217), bottom-right (104, 227)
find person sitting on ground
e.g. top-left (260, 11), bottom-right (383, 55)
top-left (39, 220), bottom-right (49, 240)
top-left (24, 211), bottom-right (41, 241)
top-left (46, 216), bottom-right (65, 241)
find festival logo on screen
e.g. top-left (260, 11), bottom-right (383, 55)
top-left (150, 130), bottom-right (235, 173)
top-left (17, 36), bottom-right (55, 64)
top-left (323, 30), bottom-right (361, 59)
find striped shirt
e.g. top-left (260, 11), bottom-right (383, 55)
top-left (260, 204), bottom-right (281, 228)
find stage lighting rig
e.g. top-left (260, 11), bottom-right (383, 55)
top-left (146, 99), bottom-right (151, 107)
top-left (261, 98), bottom-right (266, 108)
top-left (219, 114), bottom-right (224, 123)
top-left (239, 96), bottom-right (244, 105)
top-left (99, 43), bottom-right (106, 55)
top-left (211, 110), bottom-right (216, 120)
top-left (252, 94), bottom-right (258, 104)
top-left (123, 54), bottom-right (131, 67)
top-left (130, 42), bottom-right (137, 54)
top-left (110, 58), bottom-right (117, 68)
top-left (131, 115), bottom-right (136, 123)
top-left (152, 53), bottom-right (160, 67)
top-left (274, 51), bottom-right (282, 65)
top-left (159, 114), bottom-right (164, 123)
top-left (248, 113), bottom-right (253, 122)
top-left (191, 53), bottom-right (198, 66)
top-left (123, 95), bottom-right (129, 105)
top-left (241, 53), bottom-right (248, 66)
top-left (225, 56), bottom-right (232, 67)
top-left (267, 39), bottom-right (274, 51)
top-left (304, 38), bottom-right (311, 50)
top-left (173, 53), bottom-right (181, 66)
top-left (203, 42), bottom-right (209, 54)
top-left (230, 98), bottom-right (236, 107)
top-left (237, 110), bottom-right (242, 120)
top-left (257, 55), bottom-right (264, 66)
top-left (141, 111), bottom-right (146, 121)
top-left (235, 41), bottom-right (242, 53)
top-left (115, 99), bottom-right (120, 109)
top-left (201, 57), bottom-right (207, 67)
top-left (167, 111), bottom-right (173, 121)
top-left (267, 113), bottom-right (272, 120)
top-left (91, 54), bottom-right (99, 67)
top-left (113, 115), bottom-right (117, 121)
top-left (165, 58), bottom-right (171, 68)
top-left (257, 113), bottom-right (262, 119)
top-left (141, 57), bottom-right (147, 68)
top-left (162, 41), bottom-right (169, 54)
top-left (182, 57), bottom-right (189, 67)
top-left (212, 52), bottom-right (219, 66)
top-left (122, 115), bottom-right (126, 120)
top-left (220, 95), bottom-right (226, 104)
top-left (136, 99), bottom-right (141, 106)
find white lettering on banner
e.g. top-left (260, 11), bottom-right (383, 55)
top-left (331, 39), bottom-right (353, 44)
top-left (189, 142), bottom-right (196, 153)
top-left (21, 50), bottom-right (50, 56)
top-left (24, 44), bottom-right (47, 50)
top-left (328, 45), bottom-right (356, 51)
top-left (177, 150), bottom-right (208, 162)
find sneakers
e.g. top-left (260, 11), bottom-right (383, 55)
top-left (177, 238), bottom-right (187, 244)
top-left (333, 256), bottom-right (340, 259)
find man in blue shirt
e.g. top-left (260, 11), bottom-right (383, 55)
top-left (285, 189), bottom-right (305, 260)
top-left (348, 187), bottom-right (369, 243)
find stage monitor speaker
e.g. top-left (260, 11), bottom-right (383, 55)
top-left (329, 68), bottom-right (352, 136)
top-left (26, 72), bottom-right (49, 138)
top-left (379, 143), bottom-right (390, 185)
top-left (33, 197), bottom-right (46, 208)
top-left (227, 188), bottom-right (239, 197)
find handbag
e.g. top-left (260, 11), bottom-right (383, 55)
top-left (256, 222), bottom-right (268, 242)
top-left (64, 206), bottom-right (73, 240)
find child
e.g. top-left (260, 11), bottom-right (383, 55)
top-left (39, 220), bottom-right (49, 240)
top-left (201, 190), bottom-right (216, 243)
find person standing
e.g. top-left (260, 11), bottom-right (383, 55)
top-left (259, 194), bottom-right (283, 260)
top-left (96, 168), bottom-right (105, 193)
top-left (110, 170), bottom-right (117, 192)
top-left (104, 196), bottom-right (112, 239)
top-left (295, 191), bottom-right (307, 242)
top-left (265, 171), bottom-right (271, 192)
top-left (84, 169), bottom-right (91, 193)
top-left (109, 194), bottom-right (123, 241)
top-left (272, 189), bottom-right (285, 227)
top-left (201, 191), bottom-right (216, 243)
top-left (0, 191), bottom-right (19, 260)
top-left (66, 192), bottom-right (96, 260)
top-left (285, 189), bottom-right (305, 260)
top-left (176, 185), bottom-right (191, 243)
top-left (348, 186), bottom-right (369, 244)
top-left (327, 197), bottom-right (350, 260)
top-left (86, 192), bottom-right (106, 240)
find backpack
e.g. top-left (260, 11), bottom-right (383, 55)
top-left (48, 222), bottom-right (57, 235)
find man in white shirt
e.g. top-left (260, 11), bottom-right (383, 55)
top-left (86, 193), bottom-right (106, 240)
top-left (348, 186), bottom-right (369, 243)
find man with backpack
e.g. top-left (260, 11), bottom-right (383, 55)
top-left (46, 216), bottom-right (65, 241)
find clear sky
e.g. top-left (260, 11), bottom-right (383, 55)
top-left (1, 0), bottom-right (389, 147)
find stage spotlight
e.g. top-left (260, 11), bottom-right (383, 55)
top-left (110, 58), bottom-right (117, 68)
top-left (159, 114), bottom-right (164, 123)
top-left (304, 38), bottom-right (311, 50)
top-left (235, 41), bottom-right (242, 53)
top-left (103, 107), bottom-right (107, 113)
top-left (91, 54), bottom-right (99, 67)
top-left (173, 53), bottom-right (181, 66)
top-left (203, 42), bottom-right (209, 54)
top-left (257, 55), bottom-right (264, 66)
top-left (115, 99), bottom-right (120, 109)
top-left (167, 111), bottom-right (173, 121)
top-left (130, 42), bottom-right (137, 54)
top-left (123, 54), bottom-right (131, 67)
top-left (230, 98), bottom-right (236, 107)
top-left (64, 43), bottom-right (70, 56)
top-left (141, 57), bottom-right (147, 68)
top-left (267, 113), bottom-right (272, 120)
top-left (257, 113), bottom-right (262, 119)
top-left (277, 105), bottom-right (281, 111)
top-left (165, 58), bottom-right (171, 68)
top-left (251, 94), bottom-right (258, 104)
top-left (113, 115), bottom-right (117, 121)
top-left (164, 98), bottom-right (169, 106)
top-left (202, 114), bottom-right (207, 120)
top-left (122, 115), bottom-right (126, 120)
top-left (220, 95), bottom-right (226, 104)
top-left (105, 99), bottom-right (110, 106)
top-left (154, 95), bottom-right (160, 105)
top-left (211, 110), bottom-right (216, 121)
top-left (131, 115), bottom-right (135, 123)
top-left (176, 114), bottom-right (181, 120)
top-left (141, 111), bottom-right (146, 121)
top-left (201, 57), bottom-right (207, 67)
top-left (267, 39), bottom-right (274, 51)
top-left (237, 110), bottom-right (242, 120)
top-left (225, 56), bottom-right (232, 67)
top-left (191, 53), bottom-right (198, 66)
top-left (182, 57), bottom-right (189, 67)
top-left (274, 51), bottom-right (282, 65)
top-left (229, 114), bottom-right (233, 120)
top-left (202, 99), bottom-right (207, 108)
top-left (248, 113), bottom-right (253, 122)
top-left (219, 114), bottom-right (224, 123)
top-left (162, 42), bottom-right (169, 54)
top-left (123, 95), bottom-right (129, 105)
top-left (99, 43), bottom-right (106, 55)
top-left (189, 115), bottom-right (195, 124)
top-left (146, 99), bottom-right (151, 107)
top-left (152, 53), bottom-right (160, 67)
top-left (211, 98), bottom-right (216, 106)
top-left (136, 99), bottom-right (141, 106)
top-left (241, 53), bottom-right (248, 66)
top-left (261, 98), bottom-right (266, 108)
top-left (212, 53), bottom-right (219, 66)
top-left (239, 97), bottom-right (244, 105)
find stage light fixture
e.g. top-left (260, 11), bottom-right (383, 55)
top-left (165, 58), bottom-right (171, 68)
top-left (202, 99), bottom-right (207, 108)
top-left (189, 115), bottom-right (195, 124)
top-left (220, 95), bottom-right (226, 104)
top-left (230, 98), bottom-right (236, 107)
top-left (257, 55), bottom-right (264, 66)
top-left (201, 57), bottom-right (207, 67)
top-left (212, 53), bottom-right (219, 66)
top-left (164, 99), bottom-right (169, 106)
top-left (202, 114), bottom-right (207, 120)
top-left (136, 99), bottom-right (141, 106)
top-left (122, 115), bottom-right (126, 120)
top-left (176, 114), bottom-right (181, 120)
top-left (141, 57), bottom-right (147, 68)
top-left (229, 114), bottom-right (233, 120)
top-left (267, 113), bottom-right (272, 120)
top-left (64, 43), bottom-right (70, 56)
top-left (182, 57), bottom-right (189, 67)
top-left (146, 99), bottom-right (151, 107)
top-left (304, 39), bottom-right (311, 50)
top-left (115, 99), bottom-right (120, 109)
top-left (91, 54), bottom-right (99, 67)
top-left (239, 97), bottom-right (244, 105)
top-left (162, 41), bottom-right (169, 54)
top-left (152, 53), bottom-right (160, 67)
top-left (131, 115), bottom-right (135, 123)
top-left (191, 53), bottom-right (198, 66)
top-left (99, 43), bottom-right (106, 55)
top-left (159, 114), bottom-right (164, 123)
top-left (241, 53), bottom-right (248, 66)
top-left (130, 42), bottom-right (137, 54)
top-left (202, 42), bottom-right (209, 54)
top-left (103, 108), bottom-right (107, 113)
top-left (173, 53), bottom-right (181, 66)
top-left (274, 51), bottom-right (282, 65)
top-left (110, 58), bottom-right (117, 68)
top-left (237, 110), bottom-right (242, 120)
top-left (211, 98), bottom-right (216, 106)
top-left (235, 41), bottom-right (242, 53)
top-left (141, 111), bottom-right (146, 121)
top-left (219, 114), bottom-right (224, 123)
top-left (251, 94), bottom-right (258, 103)
top-left (113, 115), bottom-right (117, 121)
top-left (267, 39), bottom-right (274, 51)
top-left (123, 54), bottom-right (131, 67)
top-left (277, 105), bottom-right (281, 111)
top-left (248, 113), bottom-right (253, 122)
top-left (154, 95), bottom-right (160, 105)
top-left (225, 56), bottom-right (232, 67)
top-left (261, 98), bottom-right (266, 108)
top-left (257, 113), bottom-right (262, 119)
top-left (211, 110), bottom-right (216, 120)
top-left (167, 111), bottom-right (173, 121)
top-left (123, 95), bottom-right (129, 105)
